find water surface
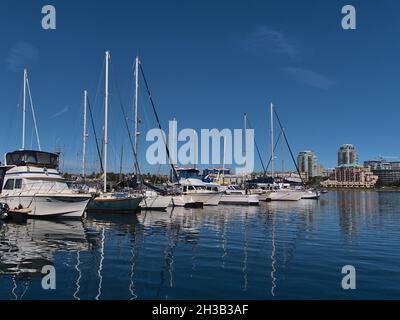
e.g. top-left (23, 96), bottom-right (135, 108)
top-left (1, 190), bottom-right (399, 300)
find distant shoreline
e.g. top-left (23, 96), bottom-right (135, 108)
top-left (321, 187), bottom-right (400, 192)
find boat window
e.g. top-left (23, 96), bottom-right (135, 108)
top-left (3, 179), bottom-right (14, 190)
top-left (188, 186), bottom-right (195, 191)
top-left (5, 150), bottom-right (59, 169)
top-left (183, 186), bottom-right (187, 192)
top-left (14, 179), bottom-right (22, 189)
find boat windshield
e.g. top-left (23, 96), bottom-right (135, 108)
top-left (177, 169), bottom-right (200, 180)
top-left (5, 150), bottom-right (59, 169)
top-left (23, 179), bottom-right (69, 193)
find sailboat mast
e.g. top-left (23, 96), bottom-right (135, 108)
top-left (104, 51), bottom-right (110, 193)
top-left (22, 69), bottom-right (27, 150)
top-left (134, 55), bottom-right (139, 172)
top-left (281, 127), bottom-right (284, 174)
top-left (82, 89), bottom-right (88, 177)
top-left (244, 113), bottom-right (247, 164)
top-left (119, 144), bottom-right (124, 182)
top-left (193, 129), bottom-right (197, 170)
top-left (270, 103), bottom-right (275, 179)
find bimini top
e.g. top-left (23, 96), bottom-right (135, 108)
top-left (4, 150), bottom-right (59, 169)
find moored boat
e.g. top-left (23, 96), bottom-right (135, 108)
top-left (0, 150), bottom-right (91, 218)
top-left (219, 185), bottom-right (259, 205)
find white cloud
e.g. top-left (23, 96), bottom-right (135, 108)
top-left (282, 67), bottom-right (336, 89)
top-left (237, 26), bottom-right (300, 60)
top-left (6, 41), bottom-right (39, 72)
top-left (50, 105), bottom-right (70, 119)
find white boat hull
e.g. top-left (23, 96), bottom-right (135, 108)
top-left (301, 191), bottom-right (320, 199)
top-left (267, 190), bottom-right (303, 201)
top-left (0, 194), bottom-right (91, 218)
top-left (140, 195), bottom-right (172, 211)
top-left (172, 193), bottom-right (222, 207)
top-left (220, 194), bottom-right (259, 205)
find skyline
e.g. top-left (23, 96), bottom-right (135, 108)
top-left (1, 0), bottom-right (400, 173)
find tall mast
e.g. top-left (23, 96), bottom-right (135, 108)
top-left (193, 129), bottom-right (197, 170)
top-left (134, 55), bottom-right (140, 174)
top-left (221, 134), bottom-right (227, 183)
top-left (243, 112), bottom-right (247, 182)
top-left (119, 144), bottom-right (124, 182)
top-left (82, 89), bottom-right (88, 177)
top-left (104, 51), bottom-right (110, 193)
top-left (244, 113), bottom-right (247, 165)
top-left (270, 103), bottom-right (274, 179)
top-left (22, 69), bottom-right (27, 149)
top-left (281, 127), bottom-right (284, 174)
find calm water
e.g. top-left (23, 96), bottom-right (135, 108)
top-left (1, 190), bottom-right (400, 300)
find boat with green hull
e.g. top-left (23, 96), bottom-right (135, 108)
top-left (87, 193), bottom-right (142, 214)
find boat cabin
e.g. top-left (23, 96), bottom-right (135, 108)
top-left (5, 150), bottom-right (59, 169)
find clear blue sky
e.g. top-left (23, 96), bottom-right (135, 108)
top-left (1, 0), bottom-right (399, 174)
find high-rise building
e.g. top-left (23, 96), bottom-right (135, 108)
top-left (297, 151), bottom-right (318, 178)
top-left (338, 144), bottom-right (358, 166)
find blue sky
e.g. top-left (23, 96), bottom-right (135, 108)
top-left (0, 0), bottom-right (399, 174)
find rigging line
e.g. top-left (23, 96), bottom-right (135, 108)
top-left (246, 117), bottom-right (267, 174)
top-left (91, 55), bottom-right (106, 173)
top-left (87, 96), bottom-right (104, 174)
top-left (25, 77), bottom-right (41, 150)
top-left (14, 77), bottom-right (24, 140)
top-left (109, 61), bottom-right (146, 194)
top-left (264, 130), bottom-right (282, 175)
top-left (273, 107), bottom-right (305, 185)
top-left (139, 62), bottom-right (180, 184)
top-left (93, 57), bottom-right (105, 127)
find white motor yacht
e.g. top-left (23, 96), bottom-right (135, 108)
top-left (172, 168), bottom-right (223, 207)
top-left (267, 183), bottom-right (304, 201)
top-left (0, 150), bottom-right (91, 218)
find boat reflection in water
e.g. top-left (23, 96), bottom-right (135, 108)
top-left (0, 219), bottom-right (97, 300)
top-left (2, 191), bottom-right (400, 300)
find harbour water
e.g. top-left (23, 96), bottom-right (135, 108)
top-left (1, 190), bottom-right (399, 300)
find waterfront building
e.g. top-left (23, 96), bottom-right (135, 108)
top-left (202, 167), bottom-right (248, 185)
top-left (321, 164), bottom-right (378, 188)
top-left (364, 159), bottom-right (400, 185)
top-left (364, 160), bottom-right (391, 170)
top-left (338, 144), bottom-right (358, 166)
top-left (297, 151), bottom-right (318, 178)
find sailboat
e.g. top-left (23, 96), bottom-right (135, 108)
top-left (218, 114), bottom-right (259, 205)
top-left (129, 55), bottom-right (171, 211)
top-left (266, 103), bottom-right (304, 201)
top-left (0, 69), bottom-right (91, 218)
top-left (87, 51), bottom-right (142, 214)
